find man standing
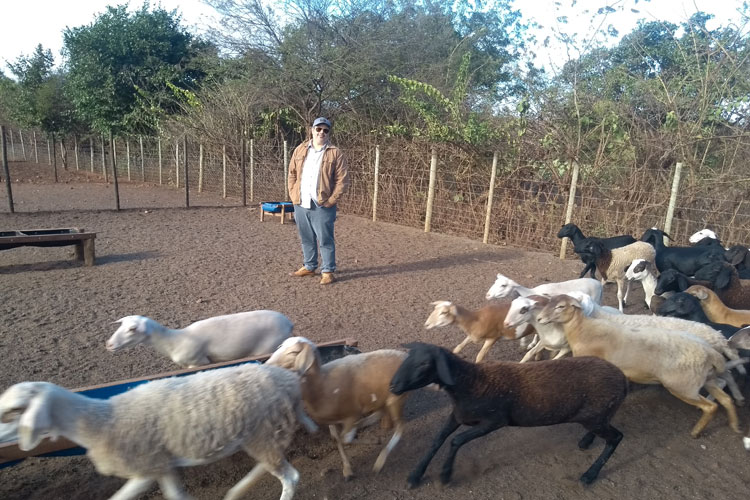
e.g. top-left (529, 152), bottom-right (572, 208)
top-left (288, 117), bottom-right (350, 285)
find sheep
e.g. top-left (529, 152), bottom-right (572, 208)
top-left (567, 290), bottom-right (745, 405)
top-left (579, 240), bottom-right (656, 312)
top-left (486, 273), bottom-right (603, 304)
top-left (693, 261), bottom-right (750, 309)
top-left (107, 310), bottom-right (294, 367)
top-left (641, 228), bottom-right (725, 275)
top-left (503, 295), bottom-right (571, 362)
top-left (654, 269), bottom-right (713, 296)
top-left (423, 301), bottom-right (535, 362)
top-left (557, 223), bottom-right (636, 279)
top-left (686, 285), bottom-right (750, 329)
top-left (389, 342), bottom-right (626, 486)
top-left (0, 363), bottom-right (317, 500)
top-left (689, 229), bottom-right (720, 245)
top-left (657, 292), bottom-right (743, 339)
top-left (726, 245), bottom-right (750, 271)
top-left (536, 294), bottom-right (741, 437)
top-left (625, 258), bottom-right (664, 311)
top-left (266, 337), bottom-right (406, 480)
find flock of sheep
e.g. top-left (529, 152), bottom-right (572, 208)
top-left (3, 223), bottom-right (750, 500)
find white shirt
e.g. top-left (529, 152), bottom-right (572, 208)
top-left (299, 141), bottom-right (327, 209)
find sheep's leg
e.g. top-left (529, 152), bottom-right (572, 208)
top-left (520, 333), bottom-right (537, 350)
top-left (551, 345), bottom-right (571, 360)
top-left (578, 431), bottom-right (595, 450)
top-left (108, 478), bottom-right (155, 500)
top-left (667, 389), bottom-right (718, 438)
top-left (718, 371), bottom-right (745, 407)
top-left (520, 340), bottom-right (548, 363)
top-left (223, 464), bottom-right (267, 500)
top-left (623, 279), bottom-right (631, 306)
top-left (407, 414), bottom-right (460, 489)
top-left (439, 418), bottom-right (505, 485)
top-left (374, 397), bottom-right (405, 473)
top-left (452, 337), bottom-right (472, 354)
top-left (616, 281), bottom-right (625, 313)
top-left (475, 339), bottom-right (496, 363)
top-left (157, 473), bottom-right (192, 500)
top-left (579, 424), bottom-right (623, 485)
top-left (329, 424), bottom-right (355, 480)
top-left (704, 379), bottom-right (741, 433)
top-left (261, 460), bottom-right (299, 500)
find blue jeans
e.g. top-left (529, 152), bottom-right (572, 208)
top-left (294, 203), bottom-right (337, 273)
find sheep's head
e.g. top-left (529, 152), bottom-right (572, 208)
top-left (390, 343), bottom-right (454, 394)
top-left (486, 273), bottom-right (519, 300)
top-left (557, 223), bottom-right (579, 239)
top-left (536, 294), bottom-right (581, 325)
top-left (725, 245), bottom-right (750, 267)
top-left (657, 292), bottom-right (701, 318)
top-left (424, 301), bottom-right (457, 329)
top-left (505, 296), bottom-right (545, 329)
top-left (266, 337), bottom-right (321, 375)
top-left (625, 259), bottom-right (650, 281)
top-left (654, 269), bottom-right (688, 295)
top-left (689, 229), bottom-right (718, 244)
top-left (0, 382), bottom-right (54, 451)
top-left (107, 315), bottom-right (155, 352)
top-left (685, 285), bottom-right (711, 302)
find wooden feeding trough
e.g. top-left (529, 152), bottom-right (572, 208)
top-left (0, 338), bottom-right (359, 469)
top-left (0, 228), bottom-right (96, 266)
top-left (260, 202), bottom-right (295, 224)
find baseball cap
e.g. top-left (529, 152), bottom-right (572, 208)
top-left (312, 117), bottom-right (332, 129)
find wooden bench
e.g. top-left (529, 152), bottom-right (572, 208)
top-left (260, 201), bottom-right (295, 224)
top-left (0, 228), bottom-right (96, 266)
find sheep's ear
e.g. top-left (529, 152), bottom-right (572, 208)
top-left (676, 273), bottom-right (689, 291)
top-left (729, 251), bottom-right (745, 267)
top-left (17, 395), bottom-right (51, 451)
top-left (691, 287), bottom-right (709, 300)
top-left (435, 350), bottom-right (455, 387)
top-left (729, 327), bottom-right (750, 350)
top-left (294, 343), bottom-right (317, 375)
top-left (714, 268), bottom-right (732, 290)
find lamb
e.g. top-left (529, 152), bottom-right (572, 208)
top-left (689, 229), bottom-right (720, 245)
top-left (657, 292), bottom-right (743, 339)
top-left (0, 363), bottom-right (317, 500)
top-left (485, 273), bottom-right (603, 303)
top-left (266, 337), bottom-right (406, 480)
top-left (107, 310), bottom-right (294, 367)
top-left (625, 258), bottom-right (665, 311)
top-left (389, 342), bottom-right (626, 486)
top-left (423, 301), bottom-right (535, 362)
top-left (686, 285), bottom-right (750, 329)
top-left (566, 290), bottom-right (745, 405)
top-left (536, 294), bottom-right (741, 437)
top-left (654, 269), bottom-right (712, 296)
top-left (692, 261), bottom-right (750, 309)
top-left (503, 295), bottom-right (572, 362)
top-left (579, 240), bottom-right (656, 311)
top-left (726, 245), bottom-right (750, 271)
top-left (556, 223), bottom-right (636, 279)
top-left (641, 228), bottom-right (725, 275)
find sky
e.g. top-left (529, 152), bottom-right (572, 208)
top-left (0, 0), bottom-right (746, 74)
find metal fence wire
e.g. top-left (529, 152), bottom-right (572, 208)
top-left (3, 128), bottom-right (750, 253)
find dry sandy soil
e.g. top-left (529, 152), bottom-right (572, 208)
top-left (0, 162), bottom-right (749, 500)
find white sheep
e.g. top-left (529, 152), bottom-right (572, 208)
top-left (424, 301), bottom-right (535, 362)
top-left (625, 258), bottom-right (661, 309)
top-left (486, 273), bottom-right (603, 303)
top-left (537, 294), bottom-right (742, 437)
top-left (503, 295), bottom-right (570, 362)
top-left (266, 337), bottom-right (406, 481)
top-left (580, 240), bottom-right (656, 312)
top-left (689, 229), bottom-right (719, 245)
top-left (0, 363), bottom-right (317, 500)
top-left (107, 310), bottom-right (294, 367)
top-left (567, 290), bottom-right (746, 405)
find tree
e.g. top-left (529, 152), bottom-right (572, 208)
top-left (5, 44), bottom-right (55, 128)
top-left (63, 2), bottom-right (205, 135)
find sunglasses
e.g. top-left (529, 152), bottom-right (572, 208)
top-left (315, 127), bottom-right (330, 134)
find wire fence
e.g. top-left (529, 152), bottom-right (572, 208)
top-left (2, 127), bottom-right (750, 254)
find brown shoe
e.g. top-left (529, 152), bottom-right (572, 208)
top-left (320, 272), bottom-right (335, 285)
top-left (290, 267), bottom-right (316, 277)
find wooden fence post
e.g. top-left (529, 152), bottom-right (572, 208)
top-left (46, 137), bottom-right (52, 165)
top-left (664, 162), bottom-right (683, 247)
top-left (110, 131), bottom-right (120, 210)
top-left (249, 138), bottom-right (254, 202)
top-left (183, 135), bottom-right (190, 208)
top-left (158, 137), bottom-right (163, 185)
top-left (240, 131), bottom-right (246, 206)
top-left (51, 136), bottom-right (58, 183)
top-left (222, 144), bottom-right (227, 198)
top-left (9, 128), bottom-right (15, 161)
top-left (483, 152), bottom-right (499, 244)
top-left (175, 139), bottom-right (179, 188)
top-left (372, 145), bottom-right (380, 222)
top-left (101, 134), bottom-right (108, 182)
top-left (198, 143), bottom-right (204, 193)
top-left (126, 139), bottom-right (131, 180)
top-left (139, 136), bottom-right (145, 181)
top-left (19, 130), bottom-right (26, 161)
top-left (283, 140), bottom-right (288, 201)
top-left (33, 130), bottom-right (38, 163)
top-left (1, 125), bottom-right (14, 213)
top-left (559, 161), bottom-right (581, 259)
top-left (424, 147), bottom-right (437, 233)
top-left (74, 135), bottom-right (79, 170)
top-left (90, 136), bottom-right (94, 172)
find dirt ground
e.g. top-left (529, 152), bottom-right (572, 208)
top-left (1, 162), bottom-right (749, 500)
